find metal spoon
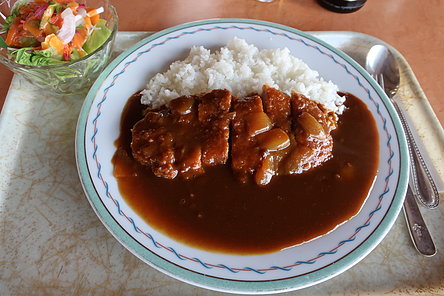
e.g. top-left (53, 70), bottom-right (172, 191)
top-left (366, 45), bottom-right (439, 209)
top-left (365, 44), bottom-right (436, 256)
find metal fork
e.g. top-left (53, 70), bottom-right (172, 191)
top-left (372, 73), bottom-right (436, 256)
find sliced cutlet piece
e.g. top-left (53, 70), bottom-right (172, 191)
top-left (231, 95), bottom-right (266, 184)
top-left (262, 85), bottom-right (292, 132)
top-left (131, 108), bottom-right (179, 179)
top-left (131, 95), bottom-right (204, 179)
top-left (282, 91), bottom-right (337, 174)
top-left (198, 89), bottom-right (233, 166)
top-left (254, 85), bottom-right (293, 185)
top-left (291, 91), bottom-right (338, 134)
top-left (169, 95), bottom-right (204, 179)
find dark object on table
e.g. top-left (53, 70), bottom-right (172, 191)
top-left (317, 0), bottom-right (367, 13)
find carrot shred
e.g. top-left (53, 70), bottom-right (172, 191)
top-left (63, 45), bottom-right (71, 61)
top-left (84, 16), bottom-right (92, 29)
top-left (49, 15), bottom-right (63, 27)
top-left (87, 8), bottom-right (100, 25)
top-left (5, 20), bottom-right (20, 46)
top-left (72, 32), bottom-right (86, 47)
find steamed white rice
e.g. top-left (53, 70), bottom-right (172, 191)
top-left (141, 38), bottom-right (345, 113)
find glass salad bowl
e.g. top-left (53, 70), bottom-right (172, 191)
top-left (0, 0), bottom-right (117, 95)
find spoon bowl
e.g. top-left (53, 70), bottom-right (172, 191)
top-left (366, 45), bottom-right (400, 97)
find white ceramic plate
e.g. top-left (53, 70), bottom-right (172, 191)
top-left (76, 19), bottom-right (408, 294)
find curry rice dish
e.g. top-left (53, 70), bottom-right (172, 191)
top-left (112, 86), bottom-right (379, 254)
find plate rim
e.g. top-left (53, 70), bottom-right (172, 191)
top-left (75, 18), bottom-right (409, 294)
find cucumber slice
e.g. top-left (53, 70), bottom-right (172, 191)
top-left (82, 19), bottom-right (111, 54)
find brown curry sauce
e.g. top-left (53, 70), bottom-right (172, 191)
top-left (112, 92), bottom-right (379, 254)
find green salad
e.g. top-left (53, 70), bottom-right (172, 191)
top-left (0, 0), bottom-right (112, 66)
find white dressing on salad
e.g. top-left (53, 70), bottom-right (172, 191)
top-left (57, 8), bottom-right (76, 44)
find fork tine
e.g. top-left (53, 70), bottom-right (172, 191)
top-left (378, 73), bottom-right (385, 93)
top-left (371, 73), bottom-right (383, 91)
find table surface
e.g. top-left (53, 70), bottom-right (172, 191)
top-left (1, 1), bottom-right (444, 295)
top-left (0, 0), bottom-right (443, 127)
top-left (1, 30), bottom-right (443, 296)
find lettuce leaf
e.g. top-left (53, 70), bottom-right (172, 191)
top-left (1, 12), bottom-right (18, 32)
top-left (82, 19), bottom-right (111, 54)
top-left (10, 47), bottom-right (64, 66)
top-left (0, 36), bottom-right (7, 49)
